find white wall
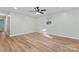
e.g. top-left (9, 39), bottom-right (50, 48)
top-left (5, 16), bottom-right (10, 35)
top-left (5, 8), bottom-right (79, 39)
top-left (10, 12), bottom-right (36, 36)
top-left (37, 9), bottom-right (79, 39)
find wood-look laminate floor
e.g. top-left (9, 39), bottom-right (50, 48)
top-left (0, 32), bottom-right (79, 52)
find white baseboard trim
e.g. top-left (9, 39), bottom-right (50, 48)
top-left (52, 34), bottom-right (79, 40)
top-left (10, 32), bottom-right (34, 37)
top-left (10, 33), bottom-right (26, 37)
top-left (10, 32), bottom-right (79, 40)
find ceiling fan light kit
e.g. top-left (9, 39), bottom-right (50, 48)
top-left (35, 12), bottom-right (41, 15)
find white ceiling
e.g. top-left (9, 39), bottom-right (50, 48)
top-left (0, 7), bottom-right (77, 18)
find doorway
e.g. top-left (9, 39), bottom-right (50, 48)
top-left (0, 19), bottom-right (5, 32)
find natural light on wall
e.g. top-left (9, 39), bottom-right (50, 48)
top-left (42, 28), bottom-right (52, 38)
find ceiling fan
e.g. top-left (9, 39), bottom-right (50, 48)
top-left (29, 7), bottom-right (46, 15)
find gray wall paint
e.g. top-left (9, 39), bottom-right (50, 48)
top-left (37, 9), bottom-right (79, 39)
top-left (9, 9), bottom-right (79, 39)
top-left (0, 8), bottom-right (78, 39)
top-left (10, 12), bottom-right (36, 36)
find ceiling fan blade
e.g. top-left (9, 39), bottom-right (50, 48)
top-left (40, 11), bottom-right (44, 14)
top-left (34, 7), bottom-right (36, 9)
top-left (41, 9), bottom-right (46, 11)
top-left (34, 7), bottom-right (39, 12)
top-left (28, 7), bottom-right (46, 15)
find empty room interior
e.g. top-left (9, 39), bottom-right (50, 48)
top-left (0, 7), bottom-right (79, 52)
